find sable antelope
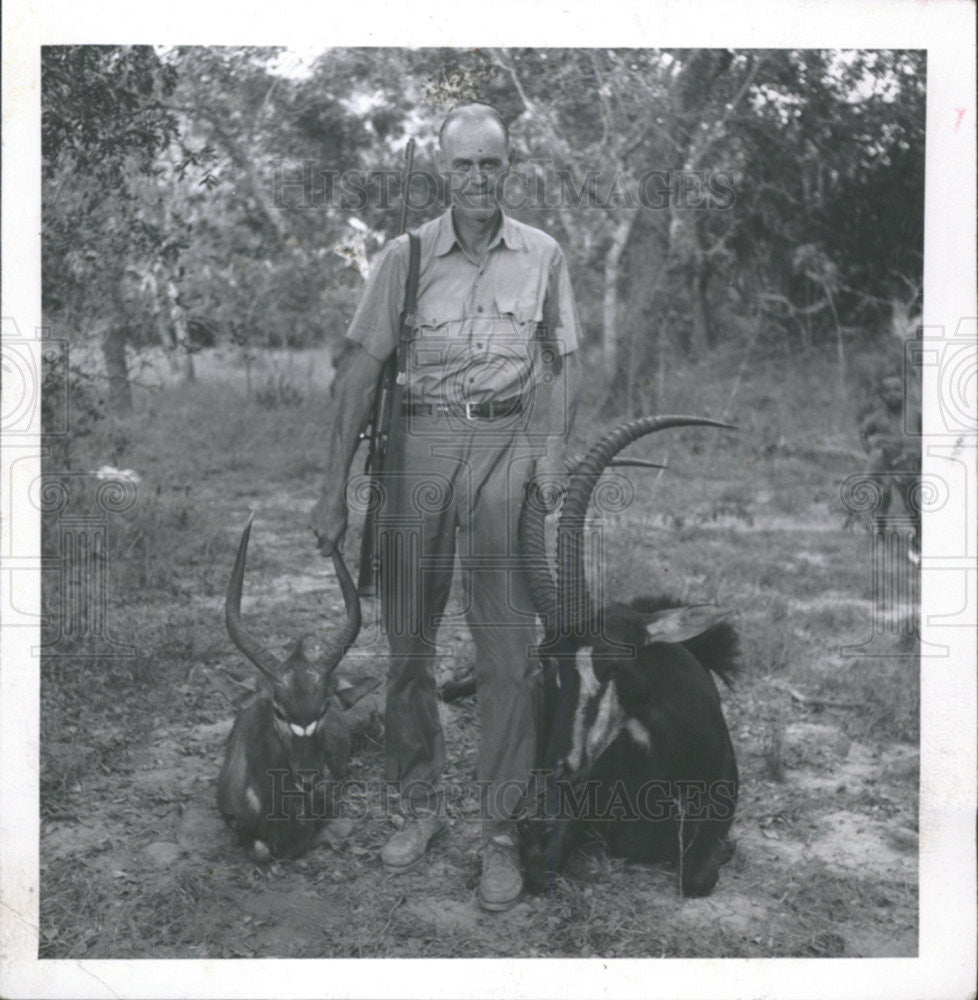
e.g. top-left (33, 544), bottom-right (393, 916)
top-left (217, 517), bottom-right (375, 861)
top-left (518, 415), bottom-right (741, 898)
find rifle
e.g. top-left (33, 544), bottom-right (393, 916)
top-left (356, 139), bottom-right (417, 596)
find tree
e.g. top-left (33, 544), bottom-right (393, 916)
top-left (488, 48), bottom-right (925, 415)
top-left (43, 46), bottom-right (184, 414)
top-left (484, 49), bottom-right (763, 411)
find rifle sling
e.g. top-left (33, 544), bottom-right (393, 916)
top-left (379, 231), bottom-right (420, 457)
top-left (397, 231), bottom-right (421, 386)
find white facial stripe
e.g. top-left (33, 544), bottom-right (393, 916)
top-left (245, 786), bottom-right (261, 814)
top-left (289, 722), bottom-right (304, 737)
top-left (585, 681), bottom-right (625, 766)
top-left (303, 721), bottom-right (317, 737)
top-left (576, 648), bottom-right (600, 698)
top-left (567, 649), bottom-right (599, 772)
top-left (565, 648), bottom-right (627, 773)
top-left (624, 716), bottom-right (652, 750)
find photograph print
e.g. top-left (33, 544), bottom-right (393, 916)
top-left (34, 44), bottom-right (929, 962)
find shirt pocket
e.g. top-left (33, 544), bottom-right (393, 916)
top-left (410, 302), bottom-right (466, 370)
top-left (483, 292), bottom-right (535, 371)
top-left (492, 291), bottom-right (539, 331)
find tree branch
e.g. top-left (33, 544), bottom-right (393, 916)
top-left (589, 51), bottom-right (613, 149)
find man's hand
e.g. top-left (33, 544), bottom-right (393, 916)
top-left (530, 454), bottom-right (569, 513)
top-left (310, 491), bottom-right (348, 556)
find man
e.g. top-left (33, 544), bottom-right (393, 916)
top-left (310, 102), bottom-right (581, 911)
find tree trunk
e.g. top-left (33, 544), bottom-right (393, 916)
top-left (656, 319), bottom-right (667, 409)
top-left (102, 325), bottom-right (132, 416)
top-left (164, 278), bottom-right (196, 383)
top-left (600, 322), bottom-right (636, 418)
top-left (601, 211), bottom-right (638, 378)
top-left (689, 256), bottom-right (713, 355)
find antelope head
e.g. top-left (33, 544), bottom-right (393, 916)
top-left (225, 516), bottom-right (363, 789)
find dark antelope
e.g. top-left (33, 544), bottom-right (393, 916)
top-left (518, 415), bottom-right (741, 897)
top-left (217, 517), bottom-right (375, 861)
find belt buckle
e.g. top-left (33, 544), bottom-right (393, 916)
top-left (465, 401), bottom-right (475, 420)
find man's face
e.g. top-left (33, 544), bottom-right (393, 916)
top-left (439, 118), bottom-right (509, 223)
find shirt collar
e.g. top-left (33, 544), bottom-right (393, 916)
top-left (434, 208), bottom-right (527, 256)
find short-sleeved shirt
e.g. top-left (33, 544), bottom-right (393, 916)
top-left (345, 208), bottom-right (581, 407)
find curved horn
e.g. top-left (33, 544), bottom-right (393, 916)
top-left (566, 454), bottom-right (667, 473)
top-left (225, 515), bottom-right (284, 684)
top-left (316, 546), bottom-right (362, 674)
top-left (520, 454), bottom-right (669, 639)
top-left (518, 481), bottom-right (559, 638)
top-left (557, 415), bottom-right (735, 634)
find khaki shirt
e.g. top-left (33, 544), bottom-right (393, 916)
top-left (346, 208), bottom-right (580, 406)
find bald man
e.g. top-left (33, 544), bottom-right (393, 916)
top-left (311, 103), bottom-right (581, 910)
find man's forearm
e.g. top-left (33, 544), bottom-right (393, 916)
top-left (531, 351), bottom-right (580, 463)
top-left (321, 347), bottom-right (386, 504)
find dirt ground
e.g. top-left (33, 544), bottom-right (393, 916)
top-left (39, 434), bottom-right (920, 960)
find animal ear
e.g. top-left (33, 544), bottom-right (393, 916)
top-left (334, 675), bottom-right (382, 710)
top-left (641, 605), bottom-right (732, 645)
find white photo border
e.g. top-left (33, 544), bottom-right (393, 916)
top-left (2, 0), bottom-right (975, 997)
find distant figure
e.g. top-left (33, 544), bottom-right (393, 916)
top-left (854, 374), bottom-right (921, 561)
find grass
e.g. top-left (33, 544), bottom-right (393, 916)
top-left (38, 339), bottom-right (920, 958)
top-left (761, 708), bottom-right (788, 782)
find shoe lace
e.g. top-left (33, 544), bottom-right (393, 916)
top-left (486, 834), bottom-right (520, 871)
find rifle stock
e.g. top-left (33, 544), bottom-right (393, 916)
top-left (356, 139), bottom-right (416, 597)
top-left (356, 357), bottom-right (395, 595)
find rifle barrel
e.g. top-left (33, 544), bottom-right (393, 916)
top-left (397, 139), bottom-right (416, 235)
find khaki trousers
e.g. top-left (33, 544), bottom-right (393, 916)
top-left (376, 411), bottom-right (540, 827)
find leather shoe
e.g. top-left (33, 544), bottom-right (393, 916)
top-left (478, 832), bottom-right (523, 911)
top-left (380, 815), bottom-right (447, 872)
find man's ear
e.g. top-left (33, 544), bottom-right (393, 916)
top-left (641, 605), bottom-right (732, 645)
top-left (334, 675), bottom-right (382, 711)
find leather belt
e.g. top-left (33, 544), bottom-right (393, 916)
top-left (402, 397), bottom-right (524, 419)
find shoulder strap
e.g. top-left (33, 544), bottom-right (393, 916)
top-left (399, 232), bottom-right (421, 338)
top-left (394, 231), bottom-right (420, 386)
